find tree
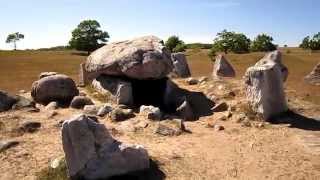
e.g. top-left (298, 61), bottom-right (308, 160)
top-left (250, 34), bottom-right (277, 52)
top-left (299, 36), bottom-right (310, 49)
top-left (299, 33), bottom-right (320, 50)
top-left (6, 32), bottom-right (24, 50)
top-left (69, 20), bottom-right (109, 54)
top-left (211, 30), bottom-right (250, 54)
top-left (165, 35), bottom-right (185, 52)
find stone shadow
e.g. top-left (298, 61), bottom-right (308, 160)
top-left (269, 110), bottom-right (320, 131)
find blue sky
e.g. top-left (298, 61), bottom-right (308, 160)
top-left (0, 0), bottom-right (319, 49)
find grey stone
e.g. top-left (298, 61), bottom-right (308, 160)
top-left (12, 96), bottom-right (35, 110)
top-left (70, 96), bottom-right (94, 109)
top-left (110, 108), bottom-right (134, 121)
top-left (45, 101), bottom-right (59, 111)
top-left (186, 77), bottom-right (198, 85)
top-left (83, 36), bottom-right (173, 82)
top-left (0, 140), bottom-right (19, 153)
top-left (305, 62), bottom-right (320, 85)
top-left (244, 52), bottom-right (288, 120)
top-left (31, 74), bottom-right (79, 105)
top-left (199, 76), bottom-right (209, 83)
top-left (0, 90), bottom-right (17, 112)
top-left (19, 121), bottom-right (41, 133)
top-left (155, 119), bottom-right (185, 136)
top-left (139, 105), bottom-right (162, 120)
top-left (62, 114), bottom-right (149, 179)
top-left (212, 54), bottom-right (236, 78)
top-left (83, 105), bottom-right (100, 115)
top-left (97, 104), bottom-right (113, 117)
top-left (39, 72), bottom-right (58, 79)
top-left (171, 52), bottom-right (191, 78)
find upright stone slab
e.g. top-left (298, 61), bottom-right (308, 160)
top-left (244, 53), bottom-right (288, 120)
top-left (305, 62), bottom-right (320, 85)
top-left (171, 53), bottom-right (191, 78)
top-left (62, 114), bottom-right (149, 179)
top-left (212, 54), bottom-right (236, 79)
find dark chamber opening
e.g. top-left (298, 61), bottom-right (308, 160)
top-left (131, 78), bottom-right (170, 112)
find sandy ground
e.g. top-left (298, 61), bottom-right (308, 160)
top-left (0, 78), bottom-right (320, 180)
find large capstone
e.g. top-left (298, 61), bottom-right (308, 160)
top-left (305, 62), bottom-right (320, 85)
top-left (82, 36), bottom-right (173, 83)
top-left (62, 114), bottom-right (150, 179)
top-left (31, 74), bottom-right (79, 105)
top-left (171, 52), bottom-right (191, 78)
top-left (212, 54), bottom-right (236, 79)
top-left (244, 52), bottom-right (288, 120)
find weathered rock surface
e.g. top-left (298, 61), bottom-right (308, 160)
top-left (70, 96), bottom-right (94, 109)
top-left (110, 108), bottom-right (134, 121)
top-left (31, 74), bottom-right (79, 105)
top-left (39, 72), bottom-right (58, 79)
top-left (305, 62), bottom-right (320, 85)
top-left (155, 119), bottom-right (185, 136)
top-left (212, 54), bottom-right (236, 78)
top-left (0, 90), bottom-right (17, 112)
top-left (139, 105), bottom-right (162, 120)
top-left (12, 96), bottom-right (35, 110)
top-left (255, 50), bottom-right (288, 82)
top-left (18, 121), bottom-right (41, 133)
top-left (83, 36), bottom-right (173, 82)
top-left (171, 52), bottom-right (191, 78)
top-left (0, 140), bottom-right (19, 153)
top-left (62, 114), bottom-right (149, 179)
top-left (92, 75), bottom-right (133, 105)
top-left (244, 52), bottom-right (288, 120)
top-left (45, 101), bottom-right (59, 111)
top-left (83, 105), bottom-right (100, 115)
top-left (97, 103), bottom-right (113, 117)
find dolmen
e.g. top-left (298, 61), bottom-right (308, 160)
top-left (212, 54), bottom-right (236, 79)
top-left (305, 62), bottom-right (320, 85)
top-left (244, 50), bottom-right (288, 120)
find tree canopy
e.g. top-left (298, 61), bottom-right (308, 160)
top-left (165, 36), bottom-right (186, 52)
top-left (300, 33), bottom-right (320, 50)
top-left (6, 32), bottom-right (24, 50)
top-left (250, 34), bottom-right (277, 52)
top-left (69, 20), bottom-right (109, 54)
top-left (211, 30), bottom-right (250, 54)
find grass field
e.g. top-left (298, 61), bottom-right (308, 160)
top-left (0, 48), bottom-right (319, 105)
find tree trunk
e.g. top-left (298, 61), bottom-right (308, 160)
top-left (14, 41), bottom-right (17, 51)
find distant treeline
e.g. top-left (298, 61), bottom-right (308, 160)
top-left (37, 46), bottom-right (72, 51)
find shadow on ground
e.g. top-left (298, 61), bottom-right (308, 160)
top-left (270, 110), bottom-right (320, 131)
top-left (108, 159), bottom-right (165, 180)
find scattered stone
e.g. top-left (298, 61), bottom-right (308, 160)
top-left (25, 107), bottom-right (40, 113)
top-left (83, 105), bottom-right (100, 115)
top-left (186, 77), bottom-right (198, 85)
top-left (241, 120), bottom-right (252, 127)
top-left (45, 101), bottom-right (59, 111)
top-left (171, 52), bottom-right (191, 78)
top-left (110, 108), bottom-right (134, 121)
top-left (19, 121), bottom-right (41, 133)
top-left (50, 157), bottom-right (65, 169)
top-left (47, 111), bottom-right (58, 118)
top-left (212, 102), bottom-right (229, 112)
top-left (244, 51), bottom-right (288, 120)
top-left (233, 113), bottom-right (247, 123)
top-left (12, 96), bottom-right (35, 110)
top-left (39, 72), bottom-right (58, 79)
top-left (305, 62), bottom-right (320, 85)
top-left (31, 74), bottom-right (79, 105)
top-left (139, 105), bottom-right (162, 120)
top-left (155, 119), bottom-right (185, 136)
top-left (62, 114), bottom-right (149, 179)
top-left (97, 103), bottom-right (113, 117)
top-left (70, 96), bottom-right (94, 109)
top-left (0, 90), bottom-right (17, 112)
top-left (0, 140), bottom-right (19, 153)
top-left (199, 76), bottom-right (209, 83)
top-left (214, 124), bottom-right (225, 131)
top-left (212, 54), bottom-right (236, 78)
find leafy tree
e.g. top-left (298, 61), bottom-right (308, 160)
top-left (6, 32), bottom-right (24, 50)
top-left (212, 30), bottom-right (250, 54)
top-left (299, 36), bottom-right (310, 49)
top-left (250, 34), bottom-right (277, 52)
top-left (208, 48), bottom-right (216, 61)
top-left (165, 36), bottom-right (185, 52)
top-left (69, 20), bottom-right (109, 54)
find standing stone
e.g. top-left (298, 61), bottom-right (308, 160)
top-left (305, 62), bottom-right (320, 85)
top-left (0, 90), bottom-right (17, 112)
top-left (212, 54), bottom-right (236, 78)
top-left (171, 53), bottom-right (191, 78)
top-left (244, 54), bottom-right (288, 120)
top-left (62, 114), bottom-right (149, 179)
top-left (31, 74), bottom-right (79, 105)
top-left (83, 36), bottom-right (173, 82)
top-left (255, 50), bottom-right (288, 82)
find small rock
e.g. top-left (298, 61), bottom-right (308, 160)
top-left (12, 96), bottom-right (35, 110)
top-left (214, 124), bottom-right (225, 131)
top-left (83, 105), bottom-right (100, 115)
top-left (25, 107), bottom-right (40, 113)
top-left (186, 77), bottom-right (199, 85)
top-left (19, 121), bottom-right (41, 133)
top-left (110, 108), bottom-right (134, 121)
top-left (199, 76), bottom-right (208, 83)
top-left (45, 102), bottom-right (59, 111)
top-left (70, 96), bottom-right (94, 109)
top-left (212, 102), bottom-right (229, 112)
top-left (50, 157), bottom-right (65, 169)
top-left (0, 140), bottom-right (19, 153)
top-left (39, 72), bottom-right (58, 79)
top-left (0, 90), bottom-right (17, 112)
top-left (241, 119), bottom-right (252, 127)
top-left (97, 104), bottom-right (113, 117)
top-left (234, 113), bottom-right (247, 123)
top-left (154, 119), bottom-right (185, 136)
top-left (155, 124), bottom-right (180, 136)
top-left (139, 105), bottom-right (162, 121)
top-left (47, 111), bottom-right (58, 118)
top-left (19, 90), bottom-right (26, 94)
